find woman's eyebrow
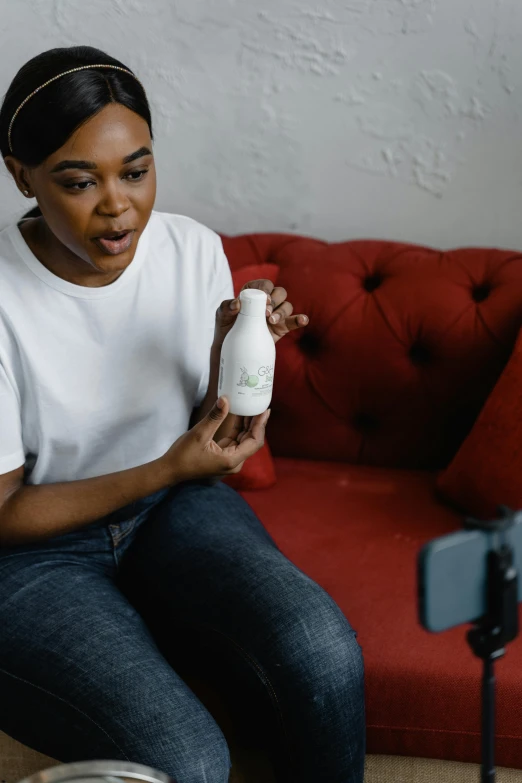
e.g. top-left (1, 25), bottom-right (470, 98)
top-left (50, 146), bottom-right (153, 174)
top-left (122, 146), bottom-right (153, 164)
top-left (50, 159), bottom-right (97, 173)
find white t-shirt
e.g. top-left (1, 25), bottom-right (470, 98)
top-left (0, 211), bottom-right (233, 485)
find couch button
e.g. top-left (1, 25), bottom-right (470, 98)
top-left (472, 283), bottom-right (491, 303)
top-left (353, 412), bottom-right (378, 432)
top-left (409, 342), bottom-right (432, 365)
top-left (363, 273), bottom-right (383, 293)
top-left (299, 332), bottom-right (321, 357)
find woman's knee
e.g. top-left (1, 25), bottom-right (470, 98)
top-left (159, 723), bottom-right (231, 783)
top-left (117, 687), bottom-right (231, 783)
top-left (273, 576), bottom-right (365, 702)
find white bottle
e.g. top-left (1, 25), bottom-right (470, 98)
top-left (218, 289), bottom-right (276, 416)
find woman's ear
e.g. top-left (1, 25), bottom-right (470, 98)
top-left (3, 156), bottom-right (34, 198)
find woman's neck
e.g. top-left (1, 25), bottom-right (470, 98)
top-left (19, 217), bottom-right (122, 288)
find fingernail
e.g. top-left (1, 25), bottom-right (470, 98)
top-left (270, 314), bottom-right (280, 324)
top-left (302, 315), bottom-right (309, 324)
top-left (217, 396), bottom-right (225, 409)
top-left (229, 299), bottom-right (240, 311)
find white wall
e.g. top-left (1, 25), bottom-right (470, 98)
top-left (1, 0), bottom-right (521, 249)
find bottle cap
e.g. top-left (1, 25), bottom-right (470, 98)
top-left (239, 288), bottom-right (268, 318)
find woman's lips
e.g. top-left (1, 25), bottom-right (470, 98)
top-left (92, 230), bottom-right (134, 256)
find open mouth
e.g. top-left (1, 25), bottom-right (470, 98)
top-left (92, 230), bottom-right (135, 256)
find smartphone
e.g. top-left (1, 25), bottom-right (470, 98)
top-left (418, 513), bottom-right (522, 632)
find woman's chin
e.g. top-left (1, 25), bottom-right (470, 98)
top-left (87, 239), bottom-right (138, 278)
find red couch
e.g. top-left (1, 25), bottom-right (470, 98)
top-left (221, 233), bottom-right (522, 772)
top-left (4, 232), bottom-right (522, 783)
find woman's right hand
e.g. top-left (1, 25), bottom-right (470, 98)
top-left (161, 396), bottom-right (270, 485)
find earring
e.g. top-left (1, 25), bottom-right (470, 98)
top-left (23, 189), bottom-right (30, 197)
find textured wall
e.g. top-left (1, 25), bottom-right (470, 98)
top-left (1, 0), bottom-right (521, 248)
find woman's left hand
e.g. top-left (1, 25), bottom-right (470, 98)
top-left (214, 279), bottom-right (309, 347)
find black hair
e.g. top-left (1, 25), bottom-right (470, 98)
top-left (0, 45), bottom-right (153, 167)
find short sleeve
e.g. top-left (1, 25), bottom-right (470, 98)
top-left (195, 236), bottom-right (234, 406)
top-left (210, 240), bottom-right (234, 314)
top-left (0, 360), bottom-right (25, 474)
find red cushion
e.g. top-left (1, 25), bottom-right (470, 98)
top-left (223, 263), bottom-right (279, 491)
top-left (222, 235), bottom-right (522, 470)
top-left (437, 327), bottom-right (522, 518)
top-left (242, 459), bottom-right (522, 767)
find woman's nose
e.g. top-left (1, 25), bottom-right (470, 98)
top-left (96, 184), bottom-right (130, 218)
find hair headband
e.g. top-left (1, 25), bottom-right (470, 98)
top-left (8, 64), bottom-right (141, 154)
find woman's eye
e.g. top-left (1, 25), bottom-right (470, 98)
top-left (125, 169), bottom-right (148, 182)
top-left (64, 180), bottom-right (95, 191)
top-left (62, 169), bottom-right (148, 190)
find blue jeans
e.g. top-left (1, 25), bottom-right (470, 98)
top-left (0, 482), bottom-right (365, 783)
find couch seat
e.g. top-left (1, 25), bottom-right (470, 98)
top-left (242, 458), bottom-right (522, 767)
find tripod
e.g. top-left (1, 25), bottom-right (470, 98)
top-left (465, 507), bottom-right (519, 783)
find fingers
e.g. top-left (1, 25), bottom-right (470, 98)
top-left (224, 415), bottom-right (246, 436)
top-left (237, 429), bottom-right (251, 444)
top-left (216, 409), bottom-right (269, 475)
top-left (198, 396), bottom-right (230, 441)
top-left (249, 408), bottom-right (271, 443)
top-left (222, 281), bottom-right (309, 340)
top-left (235, 416), bottom-right (254, 444)
top-left (233, 408), bottom-right (270, 462)
top-left (268, 289), bottom-right (308, 332)
top-left (217, 414), bottom-right (252, 447)
top-left (216, 298), bottom-right (240, 327)
top-left (269, 296), bottom-right (309, 334)
top-left (233, 436), bottom-right (263, 463)
top-left (216, 436), bottom-right (239, 449)
top-left (276, 314), bottom-right (309, 332)
top-left (242, 279), bottom-right (275, 297)
top-left (269, 286), bottom-right (287, 310)
top-left (269, 300), bottom-right (293, 325)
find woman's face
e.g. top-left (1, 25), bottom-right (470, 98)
top-left (11, 103), bottom-right (156, 284)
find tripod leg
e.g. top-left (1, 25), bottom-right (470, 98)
top-left (482, 656), bottom-right (496, 783)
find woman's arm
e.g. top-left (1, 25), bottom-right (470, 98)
top-left (0, 458), bottom-right (172, 546)
top-left (0, 398), bottom-right (268, 546)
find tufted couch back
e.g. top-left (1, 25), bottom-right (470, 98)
top-left (221, 234), bottom-right (522, 470)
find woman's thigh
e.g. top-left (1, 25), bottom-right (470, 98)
top-left (0, 542), bottom-right (230, 783)
top-left (123, 482), bottom-right (366, 783)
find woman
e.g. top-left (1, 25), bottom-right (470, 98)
top-left (0, 46), bottom-right (365, 783)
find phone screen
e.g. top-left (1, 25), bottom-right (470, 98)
top-left (418, 519), bottom-right (522, 632)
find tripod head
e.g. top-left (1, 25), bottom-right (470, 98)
top-left (465, 506), bottom-right (519, 661)
top-left (464, 505), bottom-right (518, 535)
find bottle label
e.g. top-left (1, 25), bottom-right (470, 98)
top-left (219, 359), bottom-right (275, 399)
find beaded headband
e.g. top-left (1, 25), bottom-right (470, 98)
top-left (7, 64), bottom-right (141, 154)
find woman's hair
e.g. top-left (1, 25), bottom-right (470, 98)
top-left (0, 45), bottom-right (152, 167)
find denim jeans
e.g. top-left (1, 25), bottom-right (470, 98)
top-left (0, 481), bottom-right (365, 783)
